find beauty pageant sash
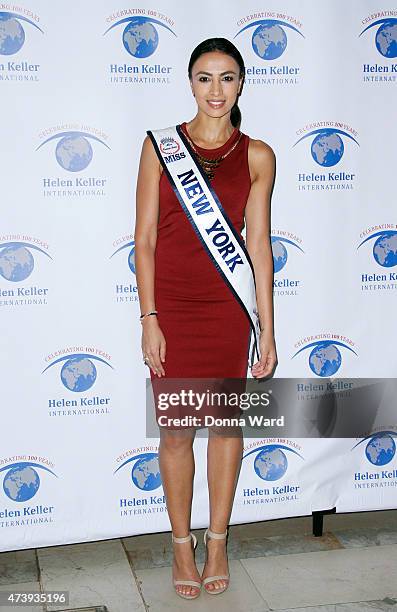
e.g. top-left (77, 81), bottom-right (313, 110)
top-left (147, 124), bottom-right (261, 369)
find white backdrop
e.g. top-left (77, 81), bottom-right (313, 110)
top-left (1, 0), bottom-right (396, 552)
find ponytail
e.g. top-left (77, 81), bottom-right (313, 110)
top-left (230, 103), bottom-right (241, 128)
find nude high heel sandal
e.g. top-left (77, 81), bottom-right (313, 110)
top-left (171, 532), bottom-right (202, 599)
top-left (202, 527), bottom-right (230, 594)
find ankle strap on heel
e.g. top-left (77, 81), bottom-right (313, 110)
top-left (204, 527), bottom-right (228, 545)
top-left (172, 534), bottom-right (191, 543)
top-left (172, 532), bottom-right (197, 547)
top-left (207, 528), bottom-right (228, 538)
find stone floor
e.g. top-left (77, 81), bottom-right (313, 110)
top-left (0, 510), bottom-right (396, 611)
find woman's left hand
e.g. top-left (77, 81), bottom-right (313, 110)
top-left (250, 330), bottom-right (278, 378)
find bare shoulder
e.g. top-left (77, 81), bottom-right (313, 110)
top-left (141, 134), bottom-right (156, 156)
top-left (248, 137), bottom-right (276, 181)
top-left (140, 134), bottom-right (162, 175)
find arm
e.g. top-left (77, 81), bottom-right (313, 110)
top-left (245, 138), bottom-right (277, 378)
top-left (134, 135), bottom-right (166, 377)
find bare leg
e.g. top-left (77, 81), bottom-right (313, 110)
top-left (159, 427), bottom-right (201, 597)
top-left (202, 425), bottom-right (243, 592)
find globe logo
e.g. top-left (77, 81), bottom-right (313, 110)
top-left (37, 130), bottom-right (110, 173)
top-left (360, 18), bottom-right (397, 58)
top-left (252, 23), bottom-right (287, 60)
top-left (61, 357), bottom-right (97, 392)
top-left (311, 131), bottom-right (344, 167)
top-left (309, 342), bottom-right (342, 377)
top-left (373, 232), bottom-right (397, 267)
top-left (0, 244), bottom-right (34, 281)
top-left (110, 240), bottom-right (136, 274)
top-left (243, 443), bottom-right (304, 482)
top-left (292, 339), bottom-right (357, 376)
top-left (43, 352), bottom-right (113, 391)
top-left (123, 18), bottom-right (158, 58)
top-left (114, 452), bottom-right (162, 491)
top-left (294, 127), bottom-right (359, 167)
top-left (0, 12), bottom-right (43, 55)
top-left (128, 246), bottom-right (136, 274)
top-left (271, 236), bottom-right (304, 273)
top-left (3, 465), bottom-right (40, 502)
top-left (272, 238), bottom-right (288, 272)
top-left (375, 21), bottom-right (397, 57)
top-left (365, 432), bottom-right (396, 466)
top-left (104, 16), bottom-right (176, 58)
top-left (235, 19), bottom-right (304, 60)
top-left (56, 134), bottom-right (93, 172)
top-left (254, 447), bottom-right (288, 481)
top-left (131, 455), bottom-right (161, 490)
top-left (357, 230), bottom-right (397, 268)
top-left (0, 14), bottom-right (25, 55)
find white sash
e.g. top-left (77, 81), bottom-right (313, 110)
top-left (147, 124), bottom-right (261, 369)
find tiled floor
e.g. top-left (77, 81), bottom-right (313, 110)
top-left (0, 510), bottom-right (396, 611)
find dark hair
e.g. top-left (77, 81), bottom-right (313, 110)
top-left (188, 37), bottom-right (245, 128)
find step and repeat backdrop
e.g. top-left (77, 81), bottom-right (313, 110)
top-left (1, 0), bottom-right (396, 552)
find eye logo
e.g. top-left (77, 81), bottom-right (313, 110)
top-left (360, 18), bottom-right (397, 58)
top-left (0, 11), bottom-right (44, 55)
top-left (43, 353), bottom-right (113, 392)
top-left (292, 340), bottom-right (357, 377)
top-left (1, 461), bottom-right (56, 502)
top-left (37, 131), bottom-right (110, 172)
top-left (160, 136), bottom-right (179, 155)
top-left (104, 16), bottom-right (176, 58)
top-left (271, 236), bottom-right (304, 273)
top-left (352, 431), bottom-right (396, 466)
top-left (0, 241), bottom-right (52, 282)
top-left (294, 128), bottom-right (359, 167)
top-left (243, 444), bottom-right (303, 481)
top-left (111, 240), bottom-right (135, 274)
top-left (114, 453), bottom-right (161, 491)
top-left (358, 230), bottom-right (397, 268)
top-left (235, 19), bottom-right (304, 60)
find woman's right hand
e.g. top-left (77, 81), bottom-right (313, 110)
top-left (141, 317), bottom-right (166, 377)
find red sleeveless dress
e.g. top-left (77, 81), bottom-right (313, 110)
top-left (150, 122), bottom-right (252, 425)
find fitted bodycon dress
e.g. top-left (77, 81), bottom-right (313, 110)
top-left (149, 121), bottom-right (253, 427)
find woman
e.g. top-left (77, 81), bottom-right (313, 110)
top-left (134, 38), bottom-right (277, 600)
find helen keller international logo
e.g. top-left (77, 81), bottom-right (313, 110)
top-left (271, 231), bottom-right (304, 297)
top-left (43, 348), bottom-right (113, 417)
top-left (292, 335), bottom-right (357, 377)
top-left (0, 236), bottom-right (51, 307)
top-left (234, 12), bottom-right (304, 86)
top-left (115, 448), bottom-right (166, 517)
top-left (104, 9), bottom-right (176, 85)
top-left (352, 431), bottom-right (397, 488)
top-left (0, 457), bottom-right (56, 506)
top-left (0, 9), bottom-right (42, 82)
top-left (110, 234), bottom-right (139, 303)
top-left (37, 125), bottom-right (109, 198)
top-left (358, 225), bottom-right (397, 291)
top-left (360, 11), bottom-right (397, 83)
top-left (241, 440), bottom-right (303, 504)
top-left (294, 122), bottom-right (359, 191)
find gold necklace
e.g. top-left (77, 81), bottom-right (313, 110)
top-left (183, 128), bottom-right (243, 180)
